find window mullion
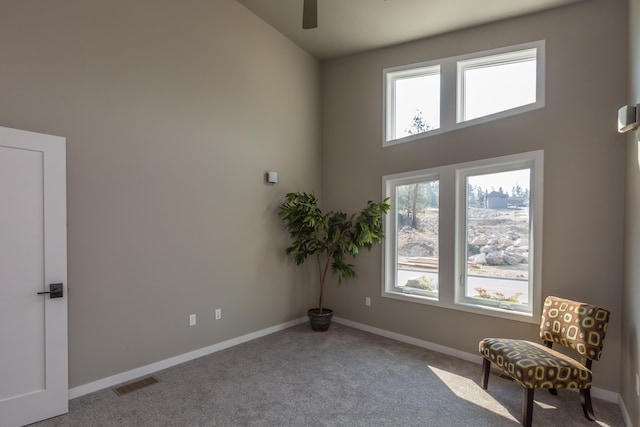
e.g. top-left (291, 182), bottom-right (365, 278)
top-left (440, 59), bottom-right (458, 129)
top-left (432, 167), bottom-right (455, 306)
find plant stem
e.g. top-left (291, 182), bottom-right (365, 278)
top-left (317, 213), bottom-right (356, 313)
top-left (317, 253), bottom-right (332, 313)
top-left (316, 254), bottom-right (323, 311)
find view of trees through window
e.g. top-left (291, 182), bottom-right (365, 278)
top-left (405, 109), bottom-right (432, 135)
top-left (395, 180), bottom-right (439, 296)
top-left (393, 69), bottom-right (440, 140)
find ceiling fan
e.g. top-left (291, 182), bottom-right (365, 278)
top-left (302, 0), bottom-right (317, 29)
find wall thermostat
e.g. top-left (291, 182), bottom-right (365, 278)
top-left (266, 171), bottom-right (278, 184)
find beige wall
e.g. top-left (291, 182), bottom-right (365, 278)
top-left (624, 0), bottom-right (640, 423)
top-left (0, 0), bottom-right (321, 388)
top-left (322, 0), bottom-right (627, 393)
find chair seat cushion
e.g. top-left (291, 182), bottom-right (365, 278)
top-left (479, 338), bottom-right (592, 389)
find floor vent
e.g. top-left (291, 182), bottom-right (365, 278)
top-left (112, 376), bottom-right (160, 396)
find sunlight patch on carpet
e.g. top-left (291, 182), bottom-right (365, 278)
top-left (427, 365), bottom-right (516, 422)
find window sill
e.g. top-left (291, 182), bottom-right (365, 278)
top-left (382, 290), bottom-right (539, 324)
top-left (383, 102), bottom-right (544, 148)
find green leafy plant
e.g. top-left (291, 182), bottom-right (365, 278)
top-left (279, 192), bottom-right (390, 313)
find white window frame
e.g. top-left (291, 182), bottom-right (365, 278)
top-left (382, 172), bottom-right (441, 301)
top-left (457, 46), bottom-right (542, 124)
top-left (382, 150), bottom-right (544, 323)
top-left (383, 40), bottom-right (545, 147)
top-left (384, 63), bottom-right (442, 143)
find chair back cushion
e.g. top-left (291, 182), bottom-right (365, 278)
top-left (539, 296), bottom-right (609, 361)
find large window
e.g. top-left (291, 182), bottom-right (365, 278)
top-left (383, 41), bottom-right (545, 146)
top-left (382, 151), bottom-right (543, 322)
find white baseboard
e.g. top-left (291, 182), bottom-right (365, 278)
top-left (70, 314), bottom-right (623, 410)
top-left (333, 316), bottom-right (482, 364)
top-left (333, 316), bottom-right (620, 405)
top-left (69, 317), bottom-right (307, 399)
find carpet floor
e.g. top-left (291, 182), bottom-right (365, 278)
top-left (33, 322), bottom-right (625, 426)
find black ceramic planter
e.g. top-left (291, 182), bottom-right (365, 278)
top-left (308, 308), bottom-right (333, 331)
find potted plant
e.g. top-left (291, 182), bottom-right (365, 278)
top-left (278, 192), bottom-right (390, 331)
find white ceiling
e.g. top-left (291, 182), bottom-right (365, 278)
top-left (236, 0), bottom-right (585, 61)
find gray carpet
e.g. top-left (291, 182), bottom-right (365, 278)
top-left (33, 323), bottom-right (625, 426)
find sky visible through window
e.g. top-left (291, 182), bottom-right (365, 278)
top-left (395, 73), bottom-right (440, 139)
top-left (464, 59), bottom-right (536, 121)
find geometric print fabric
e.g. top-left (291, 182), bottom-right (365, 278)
top-left (479, 337), bottom-right (592, 389)
top-left (539, 296), bottom-right (609, 362)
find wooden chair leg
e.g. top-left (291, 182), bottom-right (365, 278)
top-left (580, 388), bottom-right (596, 421)
top-left (481, 358), bottom-right (491, 389)
top-left (522, 388), bottom-right (534, 427)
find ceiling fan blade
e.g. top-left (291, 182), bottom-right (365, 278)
top-left (302, 0), bottom-right (317, 29)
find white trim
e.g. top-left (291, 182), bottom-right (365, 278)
top-left (619, 395), bottom-right (633, 427)
top-left (68, 314), bottom-right (622, 410)
top-left (333, 316), bottom-right (620, 404)
top-left (454, 151), bottom-right (544, 320)
top-left (333, 316), bottom-right (481, 364)
top-left (456, 46), bottom-right (539, 123)
top-left (68, 317), bottom-right (307, 399)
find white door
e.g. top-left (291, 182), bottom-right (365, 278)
top-left (0, 126), bottom-right (68, 426)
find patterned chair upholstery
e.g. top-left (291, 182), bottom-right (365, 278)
top-left (478, 296), bottom-right (610, 427)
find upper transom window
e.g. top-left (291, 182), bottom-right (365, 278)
top-left (383, 41), bottom-right (545, 146)
top-left (458, 48), bottom-right (538, 122)
top-left (385, 65), bottom-right (441, 141)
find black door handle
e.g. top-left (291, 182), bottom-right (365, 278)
top-left (37, 283), bottom-right (64, 298)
